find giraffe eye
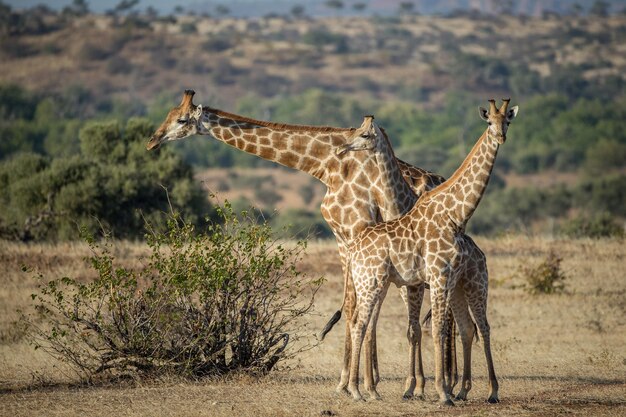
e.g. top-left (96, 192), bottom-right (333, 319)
top-left (177, 118), bottom-right (187, 124)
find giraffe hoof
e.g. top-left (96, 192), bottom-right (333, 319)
top-left (455, 392), bottom-right (468, 401)
top-left (335, 385), bottom-right (349, 396)
top-left (352, 395), bottom-right (365, 402)
top-left (367, 390), bottom-right (382, 401)
top-left (440, 399), bottom-right (455, 407)
top-left (348, 386), bottom-right (363, 402)
top-left (403, 393), bottom-right (425, 401)
top-left (487, 396), bottom-right (500, 404)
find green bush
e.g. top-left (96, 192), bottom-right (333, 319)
top-left (559, 213), bottom-right (624, 239)
top-left (20, 203), bottom-right (322, 381)
top-left (0, 118), bottom-right (210, 240)
top-left (523, 250), bottom-right (567, 295)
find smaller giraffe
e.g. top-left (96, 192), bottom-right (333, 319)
top-left (339, 99), bottom-right (518, 405)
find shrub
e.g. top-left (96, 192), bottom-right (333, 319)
top-left (523, 250), bottom-right (567, 295)
top-left (0, 118), bottom-right (210, 241)
top-left (559, 213), bottom-right (624, 239)
top-left (20, 202), bottom-right (322, 381)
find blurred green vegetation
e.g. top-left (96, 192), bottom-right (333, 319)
top-left (1, 4), bottom-right (625, 239)
top-left (1, 83), bottom-right (624, 238)
top-left (0, 117), bottom-right (211, 241)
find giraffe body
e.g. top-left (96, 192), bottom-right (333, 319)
top-left (340, 99), bottom-right (518, 404)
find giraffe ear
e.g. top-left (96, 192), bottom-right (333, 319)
top-left (193, 104), bottom-right (203, 120)
top-left (507, 106), bottom-right (519, 120)
top-left (478, 107), bottom-right (489, 122)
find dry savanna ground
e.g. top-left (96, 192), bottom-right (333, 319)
top-left (0, 236), bottom-right (624, 416)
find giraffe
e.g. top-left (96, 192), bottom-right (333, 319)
top-left (338, 99), bottom-right (518, 405)
top-left (146, 90), bottom-right (449, 399)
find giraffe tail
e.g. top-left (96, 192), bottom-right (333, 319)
top-left (421, 308), bottom-right (432, 328)
top-left (424, 307), bottom-right (479, 342)
top-left (318, 310), bottom-right (341, 341)
top-left (318, 254), bottom-right (354, 341)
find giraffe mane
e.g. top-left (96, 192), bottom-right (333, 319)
top-left (207, 107), bottom-right (357, 133)
top-left (418, 129), bottom-right (489, 203)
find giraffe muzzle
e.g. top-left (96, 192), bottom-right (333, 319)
top-left (336, 144), bottom-right (352, 155)
top-left (146, 136), bottom-right (161, 150)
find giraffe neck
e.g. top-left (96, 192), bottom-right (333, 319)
top-left (373, 134), bottom-right (417, 220)
top-left (197, 107), bottom-right (354, 185)
top-left (420, 129), bottom-right (499, 229)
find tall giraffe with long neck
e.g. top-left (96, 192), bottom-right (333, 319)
top-left (339, 99), bottom-right (518, 405)
top-left (146, 90), bottom-right (447, 399)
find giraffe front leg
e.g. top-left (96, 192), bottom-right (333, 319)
top-left (348, 315), bottom-right (367, 401)
top-left (402, 285), bottom-right (426, 400)
top-left (430, 287), bottom-right (455, 406)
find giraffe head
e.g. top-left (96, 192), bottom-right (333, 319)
top-left (479, 98), bottom-right (518, 144)
top-left (335, 115), bottom-right (385, 156)
top-left (146, 90), bottom-right (203, 150)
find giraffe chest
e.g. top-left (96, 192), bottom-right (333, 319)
top-left (320, 186), bottom-right (380, 242)
top-left (388, 237), bottom-right (427, 286)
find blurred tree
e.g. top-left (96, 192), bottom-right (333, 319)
top-left (325, 0), bottom-right (344, 10)
top-left (215, 5), bottom-right (230, 16)
top-left (145, 6), bottom-right (158, 19)
top-left (61, 0), bottom-right (89, 17)
top-left (398, 2), bottom-right (415, 15)
top-left (114, 0), bottom-right (140, 15)
top-left (353, 3), bottom-right (367, 12)
top-left (0, 118), bottom-right (211, 241)
top-left (291, 5), bottom-right (305, 18)
top-left (570, 3), bottom-right (584, 16)
top-left (590, 0), bottom-right (609, 17)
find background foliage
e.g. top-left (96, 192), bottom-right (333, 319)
top-left (0, 3), bottom-right (624, 238)
top-left (0, 117), bottom-right (210, 240)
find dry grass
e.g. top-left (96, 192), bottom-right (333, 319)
top-left (1, 236), bottom-right (625, 416)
